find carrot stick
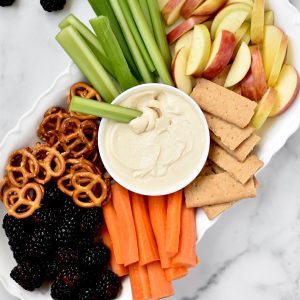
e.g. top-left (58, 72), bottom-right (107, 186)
top-left (111, 183), bottom-right (139, 266)
top-left (131, 193), bottom-right (160, 266)
top-left (102, 200), bottom-right (124, 265)
top-left (148, 196), bottom-right (171, 269)
top-left (172, 203), bottom-right (198, 268)
top-left (129, 263), bottom-right (151, 300)
top-left (165, 267), bottom-right (189, 282)
top-left (147, 261), bottom-right (174, 299)
top-left (166, 190), bottom-right (183, 257)
top-left (102, 226), bottom-right (128, 277)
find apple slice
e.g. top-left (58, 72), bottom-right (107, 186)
top-left (203, 30), bottom-right (236, 80)
top-left (268, 34), bottom-right (288, 87)
top-left (225, 42), bottom-right (251, 87)
top-left (232, 84), bottom-right (242, 95)
top-left (227, 0), bottom-right (253, 7)
top-left (172, 48), bottom-right (193, 94)
top-left (210, 3), bottom-right (252, 39)
top-left (215, 10), bottom-right (249, 38)
top-left (211, 65), bottom-right (231, 86)
top-left (167, 15), bottom-right (210, 44)
top-left (158, 0), bottom-right (169, 10)
top-left (203, 20), bottom-right (213, 30)
top-left (264, 10), bottom-right (274, 25)
top-left (250, 46), bottom-right (268, 100)
top-left (241, 71), bottom-right (259, 101)
top-left (162, 0), bottom-right (186, 26)
top-left (180, 0), bottom-right (205, 19)
top-left (251, 88), bottom-right (277, 129)
top-left (174, 30), bottom-right (194, 55)
top-left (231, 22), bottom-right (250, 59)
top-left (269, 65), bottom-right (300, 116)
top-left (251, 0), bottom-right (265, 45)
top-left (186, 24), bottom-right (211, 77)
top-left (192, 0), bottom-right (228, 16)
top-left (262, 25), bottom-right (285, 80)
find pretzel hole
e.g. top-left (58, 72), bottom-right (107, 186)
top-left (11, 154), bottom-right (23, 167)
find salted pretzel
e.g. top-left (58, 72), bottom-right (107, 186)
top-left (71, 172), bottom-right (108, 208)
top-left (37, 107), bottom-right (69, 145)
top-left (60, 118), bottom-right (98, 158)
top-left (32, 144), bottom-right (66, 184)
top-left (67, 82), bottom-right (102, 120)
top-left (3, 182), bottom-right (43, 219)
top-left (6, 149), bottom-right (40, 188)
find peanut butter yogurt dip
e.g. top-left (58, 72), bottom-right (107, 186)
top-left (102, 88), bottom-right (207, 194)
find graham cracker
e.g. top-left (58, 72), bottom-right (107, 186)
top-left (203, 202), bottom-right (235, 220)
top-left (185, 172), bottom-right (256, 208)
top-left (211, 132), bottom-right (261, 162)
top-left (191, 78), bottom-right (257, 128)
top-left (209, 144), bottom-right (264, 184)
top-left (205, 112), bottom-right (255, 150)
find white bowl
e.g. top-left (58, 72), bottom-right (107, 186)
top-left (98, 83), bottom-right (210, 196)
top-left (0, 0), bottom-right (299, 299)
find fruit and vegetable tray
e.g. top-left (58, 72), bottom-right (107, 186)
top-left (0, 0), bottom-right (300, 299)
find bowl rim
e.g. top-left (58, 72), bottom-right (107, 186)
top-left (98, 83), bottom-right (210, 196)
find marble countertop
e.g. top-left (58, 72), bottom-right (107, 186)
top-left (0, 1), bottom-right (300, 299)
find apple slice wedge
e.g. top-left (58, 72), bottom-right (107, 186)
top-left (180, 0), bottom-right (205, 19)
top-left (215, 10), bottom-right (249, 38)
top-left (262, 25), bottom-right (285, 80)
top-left (210, 3), bottom-right (252, 39)
top-left (227, 0), bottom-right (254, 7)
top-left (250, 46), bottom-right (268, 100)
top-left (162, 0), bottom-right (186, 26)
top-left (158, 0), bottom-right (169, 10)
top-left (172, 48), bottom-right (193, 94)
top-left (203, 30), bottom-right (236, 80)
top-left (251, 88), bottom-right (277, 129)
top-left (241, 71), bottom-right (259, 101)
top-left (174, 30), bottom-right (194, 55)
top-left (264, 10), bottom-right (274, 25)
top-left (231, 22), bottom-right (250, 59)
top-left (269, 65), bottom-right (300, 116)
top-left (268, 34), bottom-right (288, 87)
top-left (212, 65), bottom-right (231, 86)
top-left (192, 0), bottom-right (228, 17)
top-left (250, 0), bottom-right (265, 45)
top-left (186, 24), bottom-right (211, 77)
top-left (225, 42), bottom-right (251, 87)
top-left (167, 15), bottom-right (210, 44)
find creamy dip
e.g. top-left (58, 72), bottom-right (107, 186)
top-left (103, 89), bottom-right (206, 193)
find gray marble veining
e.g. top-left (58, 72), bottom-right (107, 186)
top-left (0, 1), bottom-right (300, 299)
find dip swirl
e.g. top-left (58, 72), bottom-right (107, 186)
top-left (103, 89), bottom-right (206, 193)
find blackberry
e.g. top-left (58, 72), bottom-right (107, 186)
top-left (10, 262), bottom-right (43, 291)
top-left (78, 234), bottom-right (94, 252)
top-left (43, 181), bottom-right (66, 207)
top-left (95, 270), bottom-right (121, 300)
top-left (54, 217), bottom-right (79, 246)
top-left (57, 265), bottom-right (82, 289)
top-left (0, 0), bottom-right (15, 7)
top-left (78, 287), bottom-right (100, 300)
top-left (39, 258), bottom-right (58, 280)
top-left (3, 214), bottom-right (28, 245)
top-left (60, 196), bottom-right (82, 221)
top-left (25, 227), bottom-right (53, 259)
top-left (55, 247), bottom-right (80, 270)
top-left (9, 241), bottom-right (29, 264)
top-left (79, 208), bottom-right (103, 236)
top-left (40, 0), bottom-right (66, 12)
top-left (31, 206), bottom-right (58, 229)
top-left (51, 279), bottom-right (74, 300)
top-left (82, 243), bottom-right (110, 270)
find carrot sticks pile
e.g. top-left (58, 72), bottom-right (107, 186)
top-left (102, 183), bottom-right (198, 300)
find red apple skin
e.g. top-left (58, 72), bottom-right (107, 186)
top-left (232, 85), bottom-right (242, 95)
top-left (180, 0), bottom-right (205, 19)
top-left (250, 46), bottom-right (268, 100)
top-left (167, 15), bottom-right (210, 44)
top-left (241, 71), bottom-right (260, 101)
top-left (162, 0), bottom-right (185, 24)
top-left (202, 30), bottom-right (236, 80)
top-left (273, 68), bottom-right (300, 116)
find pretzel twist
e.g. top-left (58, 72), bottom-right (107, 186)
top-left (3, 182), bottom-right (43, 219)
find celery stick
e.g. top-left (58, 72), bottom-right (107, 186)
top-left (118, 0), bottom-right (155, 73)
top-left (88, 0), bottom-right (141, 80)
top-left (146, 0), bottom-right (172, 67)
top-left (56, 26), bottom-right (119, 103)
top-left (139, 0), bottom-right (154, 35)
top-left (110, 0), bottom-right (154, 83)
top-left (70, 96), bottom-right (142, 123)
top-left (59, 14), bottom-right (114, 76)
top-left (126, 0), bottom-right (173, 85)
top-left (90, 16), bottom-right (139, 90)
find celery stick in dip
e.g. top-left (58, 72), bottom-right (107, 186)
top-left (102, 88), bottom-right (207, 195)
